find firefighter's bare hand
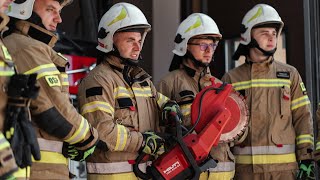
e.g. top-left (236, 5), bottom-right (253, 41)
top-left (140, 132), bottom-right (164, 156)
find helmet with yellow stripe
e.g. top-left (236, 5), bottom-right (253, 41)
top-left (96, 2), bottom-right (151, 53)
top-left (240, 3), bottom-right (284, 45)
top-left (6, 0), bottom-right (72, 20)
top-left (173, 13), bottom-right (222, 56)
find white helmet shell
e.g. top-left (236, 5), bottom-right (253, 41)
top-left (173, 13), bottom-right (222, 56)
top-left (240, 4), bottom-right (284, 45)
top-left (6, 0), bottom-right (35, 20)
top-left (97, 2), bottom-right (151, 53)
top-left (6, 0), bottom-right (72, 20)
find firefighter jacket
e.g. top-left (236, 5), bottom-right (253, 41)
top-left (0, 13), bottom-right (18, 178)
top-left (3, 20), bottom-right (98, 179)
top-left (158, 61), bottom-right (235, 178)
top-left (0, 13), bottom-right (14, 131)
top-left (78, 56), bottom-right (169, 175)
top-left (315, 103), bottom-right (320, 162)
top-left (221, 57), bottom-right (313, 173)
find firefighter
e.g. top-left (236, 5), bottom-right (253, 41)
top-left (3, 0), bottom-right (99, 179)
top-left (158, 13), bottom-right (237, 180)
top-left (0, 0), bottom-right (18, 179)
top-left (77, 2), bottom-right (179, 179)
top-left (221, 4), bottom-right (314, 180)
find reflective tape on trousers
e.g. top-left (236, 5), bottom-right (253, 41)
top-left (208, 162), bottom-right (235, 172)
top-left (233, 145), bottom-right (295, 155)
top-left (38, 138), bottom-right (63, 153)
top-left (86, 161), bottom-right (151, 174)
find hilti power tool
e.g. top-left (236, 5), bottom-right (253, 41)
top-left (134, 79), bottom-right (248, 180)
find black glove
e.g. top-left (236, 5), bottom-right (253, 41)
top-left (4, 74), bottom-right (40, 168)
top-left (140, 132), bottom-right (164, 156)
top-left (296, 160), bottom-right (315, 180)
top-left (161, 100), bottom-right (183, 126)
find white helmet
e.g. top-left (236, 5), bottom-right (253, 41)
top-left (6, 0), bottom-right (35, 20)
top-left (97, 2), bottom-right (151, 53)
top-left (6, 0), bottom-right (72, 20)
top-left (240, 4), bottom-right (284, 45)
top-left (173, 13), bottom-right (222, 56)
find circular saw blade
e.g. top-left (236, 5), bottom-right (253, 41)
top-left (219, 91), bottom-right (249, 143)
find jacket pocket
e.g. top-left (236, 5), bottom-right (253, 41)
top-left (271, 126), bottom-right (295, 145)
top-left (114, 98), bottom-right (135, 128)
top-left (280, 86), bottom-right (291, 116)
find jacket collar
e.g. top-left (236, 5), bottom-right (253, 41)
top-left (182, 60), bottom-right (210, 80)
top-left (104, 55), bottom-right (151, 85)
top-left (15, 20), bottom-right (58, 47)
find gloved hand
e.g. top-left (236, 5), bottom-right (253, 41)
top-left (62, 142), bottom-right (96, 162)
top-left (140, 132), bottom-right (164, 156)
top-left (4, 73), bottom-right (41, 168)
top-left (161, 100), bottom-right (183, 126)
top-left (62, 127), bottom-right (100, 161)
top-left (296, 160), bottom-right (315, 180)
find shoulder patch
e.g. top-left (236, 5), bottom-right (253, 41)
top-left (86, 87), bottom-right (103, 98)
top-left (300, 82), bottom-right (307, 92)
top-left (45, 75), bottom-right (61, 87)
top-left (276, 72), bottom-right (290, 79)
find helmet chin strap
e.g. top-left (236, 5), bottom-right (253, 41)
top-left (249, 39), bottom-right (277, 57)
top-left (185, 51), bottom-right (212, 68)
top-left (111, 46), bottom-right (141, 67)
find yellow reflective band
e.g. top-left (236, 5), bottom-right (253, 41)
top-left (24, 63), bottom-right (60, 79)
top-left (108, 7), bottom-right (127, 26)
top-left (132, 87), bottom-right (152, 97)
top-left (0, 134), bottom-right (10, 150)
top-left (33, 151), bottom-right (68, 165)
top-left (296, 134), bottom-right (313, 145)
top-left (291, 95), bottom-right (310, 110)
top-left (185, 16), bottom-right (202, 33)
top-left (181, 104), bottom-right (191, 116)
top-left (45, 75), bottom-right (61, 87)
top-left (13, 167), bottom-right (30, 178)
top-left (61, 73), bottom-right (69, 86)
top-left (157, 92), bottom-right (169, 108)
top-left (1, 45), bottom-right (12, 61)
top-left (208, 171), bottom-right (235, 180)
top-left (65, 117), bottom-right (89, 144)
top-left (232, 79), bottom-right (291, 90)
top-left (114, 124), bottom-right (128, 151)
top-left (114, 87), bottom-right (134, 99)
top-left (235, 153), bottom-right (296, 164)
top-left (81, 101), bottom-right (114, 116)
top-left (316, 142), bottom-right (320, 151)
top-left (0, 61), bottom-right (15, 76)
top-left (247, 7), bottom-right (263, 23)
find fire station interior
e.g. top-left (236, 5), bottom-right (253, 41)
top-left (55, 0), bottom-right (320, 178)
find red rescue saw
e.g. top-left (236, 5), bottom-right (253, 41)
top-left (133, 79), bottom-right (248, 180)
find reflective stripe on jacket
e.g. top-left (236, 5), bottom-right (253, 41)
top-left (222, 57), bottom-right (313, 173)
top-left (78, 56), bottom-right (165, 168)
top-left (158, 62), bottom-right (235, 176)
